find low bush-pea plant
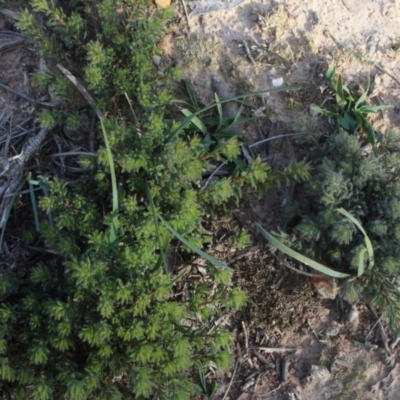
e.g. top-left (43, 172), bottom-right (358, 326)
top-left (312, 64), bottom-right (392, 144)
top-left (263, 129), bottom-right (400, 333)
top-left (0, 0), bottom-right (309, 398)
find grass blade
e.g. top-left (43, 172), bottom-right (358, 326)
top-left (144, 180), bottom-right (166, 273)
top-left (256, 223), bottom-right (351, 278)
top-left (181, 108), bottom-right (208, 135)
top-left (29, 180), bottom-right (40, 231)
top-left (326, 62), bottom-right (336, 82)
top-left (99, 119), bottom-right (119, 243)
top-left (337, 207), bottom-right (374, 274)
top-left (335, 75), bottom-right (347, 109)
top-left (184, 79), bottom-right (199, 111)
top-left (311, 105), bottom-right (338, 119)
top-left (358, 105), bottom-right (393, 113)
top-left (360, 117), bottom-right (376, 145)
top-left (159, 215), bottom-right (231, 270)
top-left (214, 93), bottom-right (223, 131)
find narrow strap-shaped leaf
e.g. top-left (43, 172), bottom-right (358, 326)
top-left (355, 72), bottom-right (370, 109)
top-left (181, 109), bottom-right (208, 135)
top-left (100, 119), bottom-right (119, 243)
top-left (184, 79), bottom-right (199, 111)
top-left (159, 215), bottom-right (231, 270)
top-left (256, 223), bottom-right (351, 278)
top-left (214, 93), bottom-right (223, 131)
top-left (337, 208), bottom-right (374, 273)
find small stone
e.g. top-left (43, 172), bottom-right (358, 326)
top-left (152, 55), bottom-right (161, 67)
top-left (272, 77), bottom-right (284, 87)
top-left (347, 304), bottom-right (359, 330)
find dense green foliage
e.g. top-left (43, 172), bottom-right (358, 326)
top-left (284, 128), bottom-right (400, 331)
top-left (311, 64), bottom-right (391, 145)
top-left (0, 0), bottom-right (309, 398)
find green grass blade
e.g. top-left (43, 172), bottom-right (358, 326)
top-left (256, 223), bottom-right (351, 278)
top-left (335, 75), bottom-right (347, 109)
top-left (311, 105), bottom-right (338, 119)
top-left (99, 119), bottom-right (119, 243)
top-left (220, 101), bottom-right (246, 135)
top-left (326, 62), bottom-right (336, 82)
top-left (337, 208), bottom-right (374, 272)
top-left (214, 93), bottom-right (223, 131)
top-left (167, 86), bottom-right (298, 142)
top-left (184, 79), bottom-right (199, 111)
top-left (29, 180), bottom-right (40, 231)
top-left (181, 109), bottom-right (208, 135)
top-left (144, 180), bottom-right (166, 273)
top-left (360, 117), bottom-right (376, 145)
top-left (355, 73), bottom-right (370, 109)
top-left (282, 260), bottom-right (323, 278)
top-left (357, 248), bottom-right (367, 278)
top-left (358, 105), bottom-right (393, 113)
top-left (159, 215), bottom-right (231, 270)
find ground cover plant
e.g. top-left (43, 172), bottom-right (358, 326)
top-left (311, 64), bottom-right (392, 145)
top-left (261, 115), bottom-right (400, 333)
top-left (0, 0), bottom-right (309, 398)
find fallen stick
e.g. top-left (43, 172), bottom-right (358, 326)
top-left (257, 347), bottom-right (296, 353)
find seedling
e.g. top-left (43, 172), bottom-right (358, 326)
top-left (312, 64), bottom-right (392, 144)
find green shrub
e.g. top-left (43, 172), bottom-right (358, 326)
top-left (0, 0), bottom-right (309, 398)
top-left (282, 129), bottom-right (400, 332)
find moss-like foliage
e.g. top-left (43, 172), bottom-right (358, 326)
top-left (284, 129), bottom-right (400, 332)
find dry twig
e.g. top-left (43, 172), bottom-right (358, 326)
top-left (366, 303), bottom-right (391, 356)
top-left (257, 347), bottom-right (296, 353)
top-left (221, 360), bottom-right (238, 400)
top-left (241, 321), bottom-right (249, 355)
